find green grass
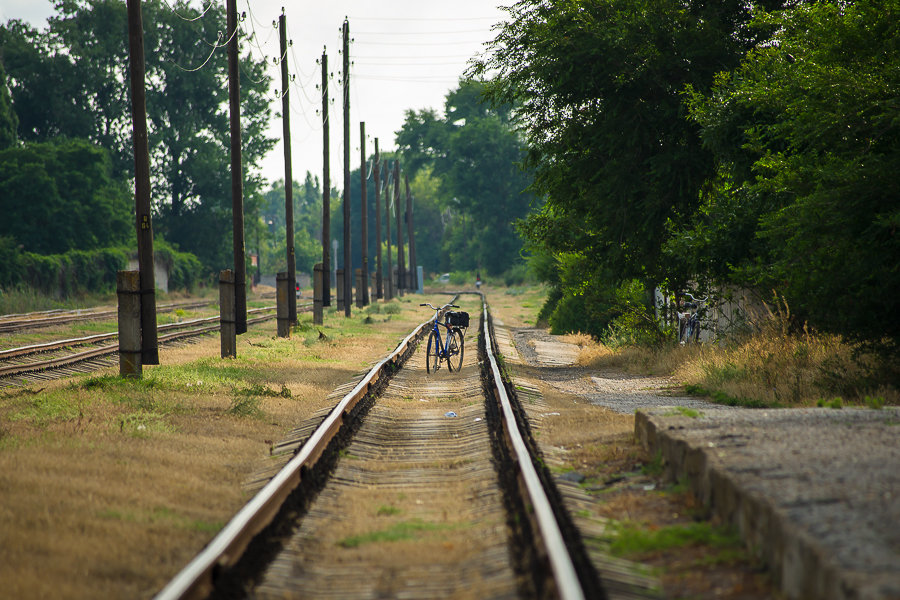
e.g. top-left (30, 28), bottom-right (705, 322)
top-left (641, 450), bottom-right (665, 477)
top-left (609, 521), bottom-right (742, 558)
top-left (684, 384), bottom-right (779, 409)
top-left (665, 406), bottom-right (702, 418)
top-left (817, 397), bottom-right (843, 409)
top-left (337, 519), bottom-right (451, 548)
top-left (227, 395), bottom-right (263, 418)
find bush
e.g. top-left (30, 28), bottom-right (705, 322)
top-left (503, 263), bottom-right (530, 286)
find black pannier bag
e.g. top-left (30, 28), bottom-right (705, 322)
top-left (446, 311), bottom-right (469, 328)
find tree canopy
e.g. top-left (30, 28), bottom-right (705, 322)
top-left (396, 79), bottom-right (534, 275)
top-left (474, 0), bottom-right (898, 348)
top-left (0, 0), bottom-right (274, 273)
top-left (0, 139), bottom-right (131, 254)
top-left (681, 0), bottom-right (900, 345)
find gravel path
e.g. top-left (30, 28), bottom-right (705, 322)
top-left (512, 327), bottom-right (731, 414)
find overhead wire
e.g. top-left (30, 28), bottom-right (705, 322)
top-left (158, 0), bottom-right (215, 22)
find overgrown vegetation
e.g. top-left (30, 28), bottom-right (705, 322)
top-left (570, 311), bottom-right (899, 408)
top-left (475, 0), bottom-right (899, 355)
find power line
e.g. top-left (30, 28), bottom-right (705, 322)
top-left (353, 39), bottom-right (489, 46)
top-left (159, 0), bottom-right (215, 22)
top-left (350, 15), bottom-right (499, 22)
top-left (354, 28), bottom-right (492, 35)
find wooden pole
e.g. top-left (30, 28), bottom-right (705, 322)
top-left (373, 139), bottom-right (382, 299)
top-left (393, 161), bottom-right (404, 295)
top-left (359, 121), bottom-right (369, 305)
top-left (226, 0), bottom-right (247, 335)
top-left (279, 13), bottom-right (297, 324)
top-left (384, 161), bottom-right (393, 300)
top-left (341, 19), bottom-right (351, 317)
top-left (405, 172), bottom-right (417, 293)
top-left (320, 48), bottom-right (331, 307)
top-left (125, 0), bottom-right (158, 366)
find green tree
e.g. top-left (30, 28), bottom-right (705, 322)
top-left (397, 79), bottom-right (533, 275)
top-left (684, 0), bottom-right (900, 346)
top-left (1, 1), bottom-right (275, 273)
top-left (471, 0), bottom-right (782, 332)
top-left (0, 58), bottom-right (16, 149)
top-left (0, 139), bottom-right (131, 254)
top-left (476, 0), bottom-right (776, 282)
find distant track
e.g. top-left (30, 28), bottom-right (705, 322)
top-left (0, 300), bottom-right (215, 334)
top-left (0, 304), bottom-right (312, 387)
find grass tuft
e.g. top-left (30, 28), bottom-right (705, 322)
top-left (608, 521), bottom-right (742, 558)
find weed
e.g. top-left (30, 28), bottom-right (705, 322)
top-left (641, 451), bottom-right (665, 477)
top-left (865, 395), bottom-right (885, 410)
top-left (666, 406), bottom-right (702, 418)
top-left (376, 505), bottom-right (402, 516)
top-left (382, 302), bottom-right (402, 314)
top-left (816, 397), bottom-right (843, 409)
top-left (227, 395), bottom-right (262, 418)
top-left (337, 520), bottom-right (451, 548)
top-left (608, 521), bottom-right (742, 558)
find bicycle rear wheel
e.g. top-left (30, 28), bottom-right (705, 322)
top-left (447, 328), bottom-right (464, 372)
top-left (426, 330), bottom-right (441, 373)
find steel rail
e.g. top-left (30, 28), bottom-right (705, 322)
top-left (481, 300), bottom-right (586, 600)
top-left (154, 315), bottom-right (434, 600)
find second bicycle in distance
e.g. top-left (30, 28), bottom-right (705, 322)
top-left (420, 302), bottom-right (469, 373)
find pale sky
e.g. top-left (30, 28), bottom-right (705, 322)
top-left (0, 0), bottom-right (509, 187)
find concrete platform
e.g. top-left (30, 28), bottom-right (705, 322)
top-left (634, 406), bottom-right (900, 600)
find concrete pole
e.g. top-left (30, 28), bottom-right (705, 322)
top-left (117, 270), bottom-right (142, 378)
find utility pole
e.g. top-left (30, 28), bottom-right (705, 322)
top-left (393, 160), bottom-right (404, 294)
top-left (384, 161), bottom-right (393, 299)
top-left (373, 139), bottom-right (382, 299)
top-left (125, 0), bottom-right (158, 366)
top-left (321, 48), bottom-right (331, 307)
top-left (341, 18), bottom-right (351, 317)
top-left (226, 0), bottom-right (246, 334)
top-left (405, 172), bottom-right (417, 293)
top-left (279, 12), bottom-right (296, 323)
top-left (359, 121), bottom-right (369, 305)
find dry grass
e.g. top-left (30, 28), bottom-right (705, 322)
top-left (0, 294), bottom-right (428, 599)
top-left (564, 319), bottom-right (898, 408)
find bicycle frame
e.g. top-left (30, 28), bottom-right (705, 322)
top-left (425, 304), bottom-right (454, 357)
top-left (420, 302), bottom-right (463, 372)
top-left (677, 292), bottom-right (707, 344)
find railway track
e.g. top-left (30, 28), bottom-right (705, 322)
top-left (0, 305), bottom-right (310, 387)
top-left (0, 299), bottom-right (215, 334)
top-left (155, 294), bottom-right (602, 600)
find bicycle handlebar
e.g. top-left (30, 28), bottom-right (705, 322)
top-left (420, 303), bottom-right (458, 310)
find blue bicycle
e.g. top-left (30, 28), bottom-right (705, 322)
top-left (420, 302), bottom-right (468, 373)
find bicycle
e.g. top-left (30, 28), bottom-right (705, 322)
top-left (420, 302), bottom-right (468, 373)
top-left (677, 292), bottom-right (707, 344)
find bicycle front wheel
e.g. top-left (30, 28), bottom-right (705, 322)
top-left (447, 328), bottom-right (464, 372)
top-left (426, 330), bottom-right (441, 373)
